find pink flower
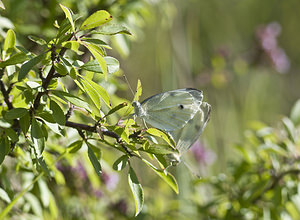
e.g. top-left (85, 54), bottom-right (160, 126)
top-left (190, 141), bottom-right (216, 165)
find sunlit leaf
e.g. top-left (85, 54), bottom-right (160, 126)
top-left (51, 90), bottom-right (91, 112)
top-left (134, 79), bottom-right (142, 102)
top-left (80, 10), bottom-right (112, 31)
top-left (105, 102), bottom-right (127, 118)
top-left (67, 140), bottom-right (83, 153)
top-left (85, 44), bottom-right (107, 80)
top-left (4, 29), bottom-right (15, 56)
top-left (128, 166), bottom-right (144, 216)
top-left (142, 159), bottom-right (178, 194)
top-left (0, 52), bottom-right (28, 68)
top-left (146, 128), bottom-right (176, 148)
top-left (28, 35), bottom-right (47, 45)
top-left (93, 23), bottom-right (132, 35)
top-left (112, 155), bottom-right (128, 171)
top-left (59, 4), bottom-right (75, 32)
top-left (0, 187), bottom-right (11, 203)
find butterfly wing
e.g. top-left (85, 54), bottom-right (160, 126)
top-left (140, 89), bottom-right (203, 131)
top-left (168, 101), bottom-right (211, 155)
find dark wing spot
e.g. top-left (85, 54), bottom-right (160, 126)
top-left (178, 104), bottom-right (184, 109)
top-left (195, 125), bottom-right (201, 130)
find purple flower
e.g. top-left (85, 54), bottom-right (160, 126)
top-left (256, 22), bottom-right (290, 73)
top-left (101, 171), bottom-right (119, 191)
top-left (190, 141), bottom-right (216, 165)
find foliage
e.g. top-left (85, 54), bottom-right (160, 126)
top-left (0, 3), bottom-right (179, 219)
top-left (194, 102), bottom-right (300, 219)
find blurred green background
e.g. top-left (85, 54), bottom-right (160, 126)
top-left (1, 0), bottom-right (300, 219)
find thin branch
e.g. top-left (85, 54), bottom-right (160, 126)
top-left (65, 120), bottom-right (132, 156)
top-left (0, 70), bottom-right (13, 110)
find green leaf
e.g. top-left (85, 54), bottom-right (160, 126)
top-left (5, 108), bottom-right (28, 120)
top-left (105, 102), bottom-right (127, 118)
top-left (87, 144), bottom-right (102, 176)
top-left (85, 43), bottom-right (108, 80)
top-left (0, 52), bottom-right (28, 68)
top-left (80, 10), bottom-right (112, 31)
top-left (112, 155), bottom-right (128, 171)
top-left (128, 166), bottom-right (144, 216)
top-left (51, 90), bottom-right (91, 112)
top-left (37, 155), bottom-right (51, 176)
top-left (140, 144), bottom-right (177, 155)
top-left (18, 53), bottom-right (44, 81)
top-left (81, 38), bottom-right (111, 49)
top-left (282, 117), bottom-right (296, 143)
top-left (59, 4), bottom-right (75, 32)
top-left (142, 159), bottom-right (179, 194)
top-left (105, 56), bottom-right (120, 74)
top-left (82, 76), bottom-right (111, 108)
top-left (38, 180), bottom-right (50, 207)
top-left (0, 1), bottom-right (5, 10)
top-left (33, 137), bottom-right (45, 156)
top-left (4, 29), bottom-right (16, 56)
top-left (0, 187), bottom-right (11, 203)
top-left (54, 63), bottom-right (68, 76)
top-left (0, 137), bottom-right (10, 165)
top-left (134, 79), bottom-right (142, 102)
top-left (62, 40), bottom-right (80, 53)
top-left (19, 112), bottom-right (30, 134)
top-left (146, 128), bottom-right (176, 148)
top-left (24, 193), bottom-right (43, 216)
top-left (95, 23), bottom-right (132, 35)
top-left (5, 128), bottom-right (18, 142)
top-left (79, 77), bottom-right (101, 109)
top-left (290, 99), bottom-right (300, 125)
top-left (31, 118), bottom-right (44, 139)
top-left (67, 140), bottom-right (83, 153)
top-left (28, 35), bottom-right (47, 45)
top-left (50, 100), bottom-right (65, 125)
top-left (81, 59), bottom-right (103, 73)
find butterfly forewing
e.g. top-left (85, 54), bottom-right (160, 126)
top-left (141, 89), bottom-right (203, 131)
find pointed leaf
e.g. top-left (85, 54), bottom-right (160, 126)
top-left (28, 35), bottom-right (47, 45)
top-left (59, 4), bottom-right (75, 32)
top-left (112, 155), bottom-right (128, 171)
top-left (0, 52), bottom-right (28, 68)
top-left (31, 118), bottom-right (44, 139)
top-left (82, 76), bottom-right (110, 108)
top-left (79, 77), bottom-right (101, 109)
top-left (50, 90), bottom-right (91, 112)
top-left (80, 10), bottom-right (112, 31)
top-left (142, 159), bottom-right (178, 194)
top-left (5, 108), bottom-right (28, 120)
top-left (19, 112), bottom-right (30, 134)
top-left (105, 102), bottom-right (127, 118)
top-left (0, 188), bottom-right (11, 203)
top-left (18, 53), bottom-right (44, 81)
top-left (128, 166), bottom-right (144, 216)
top-left (94, 23), bottom-right (132, 35)
top-left (87, 144), bottom-right (102, 176)
top-left (50, 100), bottom-right (65, 125)
top-left (4, 29), bottom-right (15, 56)
top-left (0, 137), bottom-right (10, 165)
top-left (146, 128), bottom-right (176, 148)
top-left (67, 140), bottom-right (83, 153)
top-left (134, 79), bottom-right (142, 102)
top-left (85, 44), bottom-right (107, 79)
top-left (140, 144), bottom-right (177, 155)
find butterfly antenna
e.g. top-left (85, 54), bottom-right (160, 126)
top-left (183, 161), bottom-right (202, 179)
top-left (123, 74), bottom-right (135, 99)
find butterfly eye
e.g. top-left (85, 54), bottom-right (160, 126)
top-left (178, 104), bottom-right (184, 110)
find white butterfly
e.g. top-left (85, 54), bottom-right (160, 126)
top-left (132, 88), bottom-right (211, 166)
